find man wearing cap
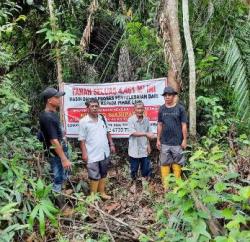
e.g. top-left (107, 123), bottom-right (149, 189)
top-left (39, 87), bottom-right (72, 193)
top-left (157, 86), bottom-right (188, 190)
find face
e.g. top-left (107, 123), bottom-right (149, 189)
top-left (88, 102), bottom-right (100, 116)
top-left (134, 104), bottom-right (145, 117)
top-left (47, 96), bottom-right (61, 107)
top-left (164, 93), bottom-right (175, 104)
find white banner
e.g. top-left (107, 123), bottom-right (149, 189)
top-left (62, 78), bottom-right (166, 138)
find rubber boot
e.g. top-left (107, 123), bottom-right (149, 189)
top-left (172, 164), bottom-right (182, 179)
top-left (98, 178), bottom-right (111, 200)
top-left (160, 165), bottom-right (170, 190)
top-left (89, 180), bottom-right (99, 194)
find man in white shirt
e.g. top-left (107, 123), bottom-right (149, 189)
top-left (128, 101), bottom-right (155, 181)
top-left (78, 98), bottom-right (115, 200)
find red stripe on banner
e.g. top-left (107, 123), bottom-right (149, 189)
top-left (67, 105), bottom-right (160, 123)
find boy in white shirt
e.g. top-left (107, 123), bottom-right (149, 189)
top-left (78, 98), bottom-right (115, 199)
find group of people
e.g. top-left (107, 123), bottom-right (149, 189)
top-left (39, 85), bottom-right (188, 202)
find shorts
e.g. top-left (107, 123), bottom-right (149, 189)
top-left (87, 158), bottom-right (110, 180)
top-left (160, 145), bottom-right (185, 166)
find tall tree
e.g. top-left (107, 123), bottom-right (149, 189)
top-left (182, 0), bottom-right (196, 138)
top-left (47, 0), bottom-right (64, 121)
top-left (47, 0), bottom-right (63, 86)
top-left (159, 0), bottom-right (183, 91)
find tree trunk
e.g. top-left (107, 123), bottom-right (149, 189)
top-left (159, 0), bottom-right (183, 91)
top-left (48, 0), bottom-right (63, 86)
top-left (182, 0), bottom-right (196, 138)
top-left (119, 0), bottom-right (127, 14)
top-left (80, 0), bottom-right (98, 51)
top-left (118, 45), bottom-right (133, 82)
top-left (47, 0), bottom-right (64, 122)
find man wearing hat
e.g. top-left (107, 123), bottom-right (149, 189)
top-left (157, 86), bottom-right (188, 190)
top-left (39, 87), bottom-right (72, 193)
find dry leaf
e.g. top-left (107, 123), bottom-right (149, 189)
top-left (104, 202), bottom-right (121, 214)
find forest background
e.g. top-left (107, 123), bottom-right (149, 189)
top-left (0, 0), bottom-right (249, 242)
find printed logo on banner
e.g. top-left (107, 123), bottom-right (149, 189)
top-left (63, 78), bottom-right (166, 138)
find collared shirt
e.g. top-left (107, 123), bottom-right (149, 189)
top-left (128, 114), bottom-right (152, 158)
top-left (78, 114), bottom-right (110, 163)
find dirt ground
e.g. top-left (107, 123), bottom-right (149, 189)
top-left (58, 139), bottom-right (165, 242)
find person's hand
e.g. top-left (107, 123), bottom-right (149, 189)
top-left (181, 139), bottom-right (187, 149)
top-left (110, 144), bottom-right (116, 153)
top-left (146, 132), bottom-right (155, 139)
top-left (156, 140), bottom-right (161, 151)
top-left (82, 154), bottom-right (88, 162)
top-left (62, 158), bottom-right (72, 169)
top-left (147, 145), bottom-right (151, 155)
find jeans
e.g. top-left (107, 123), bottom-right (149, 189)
top-left (129, 156), bottom-right (152, 180)
top-left (49, 144), bottom-right (69, 192)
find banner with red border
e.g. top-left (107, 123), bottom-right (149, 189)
top-left (62, 78), bottom-right (166, 138)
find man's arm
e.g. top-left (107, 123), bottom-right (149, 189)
top-left (181, 123), bottom-right (188, 149)
top-left (128, 118), bottom-right (154, 139)
top-left (156, 122), bottom-right (163, 150)
top-left (107, 132), bottom-right (116, 153)
top-left (80, 140), bottom-right (88, 162)
top-left (130, 131), bottom-right (154, 138)
top-left (50, 139), bottom-right (71, 169)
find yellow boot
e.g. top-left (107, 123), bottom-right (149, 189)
top-left (161, 165), bottom-right (170, 190)
top-left (98, 178), bottom-right (111, 200)
top-left (89, 180), bottom-right (99, 194)
top-left (172, 164), bottom-right (182, 179)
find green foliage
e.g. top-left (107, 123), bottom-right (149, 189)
top-left (0, 1), bottom-right (23, 38)
top-left (144, 143), bottom-right (250, 241)
top-left (0, 2), bottom-right (23, 69)
top-left (0, 0), bottom-right (249, 240)
top-left (0, 77), bottom-right (56, 240)
top-left (126, 22), bottom-right (157, 54)
top-left (125, 21), bottom-right (166, 79)
top-left (0, 203), bottom-right (28, 242)
top-left (0, 155), bottom-right (30, 240)
top-left (37, 22), bottom-right (76, 47)
top-left (141, 94), bottom-right (250, 241)
top-left (225, 37), bottom-right (250, 123)
top-left (190, 0), bottom-right (250, 124)
top-left (28, 179), bottom-right (59, 237)
top-left (197, 96), bottom-right (229, 139)
top-left (0, 78), bottom-right (41, 157)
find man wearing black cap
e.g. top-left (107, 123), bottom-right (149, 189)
top-left (157, 86), bottom-right (188, 190)
top-left (39, 87), bottom-right (72, 193)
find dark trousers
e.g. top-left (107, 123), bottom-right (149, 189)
top-left (129, 156), bottom-right (152, 180)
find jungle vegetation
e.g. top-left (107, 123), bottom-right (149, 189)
top-left (0, 0), bottom-right (249, 241)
